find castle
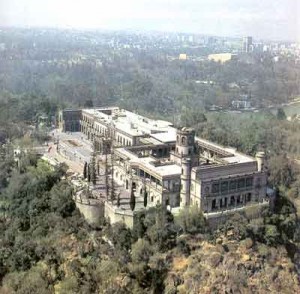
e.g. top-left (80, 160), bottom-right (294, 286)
top-left (59, 107), bottom-right (269, 225)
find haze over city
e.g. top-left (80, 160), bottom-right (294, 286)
top-left (0, 0), bottom-right (299, 41)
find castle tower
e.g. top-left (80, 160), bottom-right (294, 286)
top-left (175, 127), bottom-right (195, 157)
top-left (171, 127), bottom-right (198, 207)
top-left (180, 158), bottom-right (191, 207)
top-left (256, 151), bottom-right (265, 172)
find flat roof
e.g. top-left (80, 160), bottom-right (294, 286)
top-left (116, 147), bottom-right (181, 178)
top-left (195, 137), bottom-right (255, 164)
top-left (83, 107), bottom-right (173, 138)
top-left (150, 127), bottom-right (177, 143)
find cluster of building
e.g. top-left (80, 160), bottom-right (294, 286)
top-left (59, 107), bottom-right (270, 223)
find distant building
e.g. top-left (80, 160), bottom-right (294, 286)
top-left (179, 53), bottom-right (188, 60)
top-left (232, 100), bottom-right (252, 109)
top-left (208, 53), bottom-right (237, 64)
top-left (263, 45), bottom-right (269, 52)
top-left (243, 36), bottom-right (253, 53)
top-left (188, 35), bottom-right (194, 43)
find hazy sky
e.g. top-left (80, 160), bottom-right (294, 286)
top-left (0, 0), bottom-right (299, 40)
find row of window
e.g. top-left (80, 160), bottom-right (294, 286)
top-left (211, 194), bottom-right (252, 209)
top-left (116, 135), bottom-right (132, 146)
top-left (94, 124), bottom-right (107, 135)
top-left (210, 177), bottom-right (254, 194)
top-left (82, 116), bottom-right (93, 125)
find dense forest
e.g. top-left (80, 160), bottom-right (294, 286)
top-left (0, 30), bottom-right (300, 292)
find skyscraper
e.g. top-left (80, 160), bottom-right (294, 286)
top-left (243, 36), bottom-right (253, 53)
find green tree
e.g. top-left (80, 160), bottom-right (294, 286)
top-left (143, 189), bottom-right (147, 208)
top-left (276, 108), bottom-right (287, 120)
top-left (116, 193), bottom-right (120, 207)
top-left (130, 185), bottom-right (136, 211)
top-left (83, 161), bottom-right (87, 179)
top-left (90, 152), bottom-right (97, 185)
top-left (175, 206), bottom-right (206, 234)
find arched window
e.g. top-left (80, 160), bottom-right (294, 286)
top-left (230, 196), bottom-right (235, 206)
top-left (132, 182), bottom-right (136, 190)
top-left (212, 199), bottom-right (216, 210)
top-left (181, 136), bottom-right (186, 145)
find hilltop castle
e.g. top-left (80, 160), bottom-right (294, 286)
top-left (59, 107), bottom-right (270, 226)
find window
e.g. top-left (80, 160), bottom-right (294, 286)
top-left (191, 183), bottom-right (194, 191)
top-left (212, 199), bottom-right (217, 210)
top-left (230, 196), bottom-right (235, 206)
top-left (229, 180), bottom-right (237, 190)
top-left (246, 177), bottom-right (253, 187)
top-left (238, 179), bottom-right (245, 189)
top-left (221, 181), bottom-right (228, 192)
top-left (256, 178), bottom-right (261, 188)
top-left (181, 136), bottom-right (186, 145)
top-left (163, 180), bottom-right (169, 189)
top-left (212, 183), bottom-right (220, 193)
top-left (247, 193), bottom-right (252, 202)
top-left (204, 186), bottom-right (209, 194)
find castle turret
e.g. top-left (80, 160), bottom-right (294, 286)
top-left (256, 151), bottom-right (265, 172)
top-left (180, 158), bottom-right (191, 207)
top-left (175, 127), bottom-right (196, 157)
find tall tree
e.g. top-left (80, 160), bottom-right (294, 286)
top-left (117, 193), bottom-right (121, 207)
top-left (87, 165), bottom-right (91, 183)
top-left (143, 188), bottom-right (147, 208)
top-left (90, 147), bottom-right (97, 185)
top-left (83, 161), bottom-right (88, 179)
top-left (110, 148), bottom-right (115, 202)
top-left (130, 185), bottom-right (136, 212)
top-left (276, 108), bottom-right (287, 120)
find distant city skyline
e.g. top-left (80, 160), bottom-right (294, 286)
top-left (0, 0), bottom-right (299, 42)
